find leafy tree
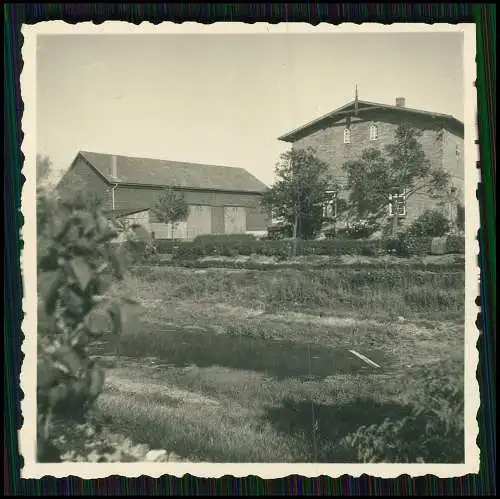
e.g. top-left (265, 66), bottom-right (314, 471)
top-left (343, 122), bottom-right (451, 234)
top-left (261, 148), bottom-right (333, 253)
top-left (151, 187), bottom-right (189, 239)
top-left (37, 155), bottom-right (58, 235)
top-left (37, 154), bottom-right (54, 189)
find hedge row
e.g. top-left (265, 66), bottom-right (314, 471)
top-left (152, 235), bottom-right (465, 260)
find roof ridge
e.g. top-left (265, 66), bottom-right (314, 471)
top-left (77, 150), bottom-right (269, 192)
top-left (79, 150), bottom-right (246, 171)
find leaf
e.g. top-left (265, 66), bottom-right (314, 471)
top-left (81, 213), bottom-right (97, 237)
top-left (52, 344), bottom-right (87, 378)
top-left (38, 247), bottom-right (59, 271)
top-left (108, 246), bottom-right (127, 280)
top-left (72, 238), bottom-right (95, 256)
top-left (95, 272), bottom-right (114, 295)
top-left (41, 270), bottom-right (65, 315)
top-left (68, 257), bottom-right (94, 292)
top-left (85, 308), bottom-right (113, 336)
top-left (52, 217), bottom-right (73, 243)
top-left (95, 214), bottom-right (112, 235)
top-left (96, 229), bottom-right (119, 244)
top-left (60, 287), bottom-right (86, 318)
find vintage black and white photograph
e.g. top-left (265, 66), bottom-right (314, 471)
top-left (20, 22), bottom-right (479, 478)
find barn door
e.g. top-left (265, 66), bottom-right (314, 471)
top-left (224, 207), bottom-right (247, 234)
top-left (187, 205), bottom-right (212, 240)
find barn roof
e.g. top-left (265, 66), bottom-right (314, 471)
top-left (77, 151), bottom-right (268, 194)
top-left (278, 99), bottom-right (464, 142)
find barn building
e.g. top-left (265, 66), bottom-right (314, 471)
top-left (56, 151), bottom-right (270, 240)
top-left (278, 95), bottom-right (465, 231)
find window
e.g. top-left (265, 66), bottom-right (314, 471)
top-left (388, 191), bottom-right (406, 217)
top-left (455, 144), bottom-right (461, 160)
top-left (344, 127), bottom-right (351, 144)
top-left (271, 207), bottom-right (282, 223)
top-left (322, 191), bottom-right (338, 219)
top-left (369, 123), bottom-right (379, 141)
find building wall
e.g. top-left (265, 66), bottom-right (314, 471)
top-left (58, 158), bottom-right (269, 240)
top-left (291, 110), bottom-right (462, 228)
top-left (56, 156), bottom-right (112, 209)
top-left (114, 185), bottom-right (269, 237)
top-left (292, 111), bottom-right (445, 188)
top-left (442, 129), bottom-right (465, 197)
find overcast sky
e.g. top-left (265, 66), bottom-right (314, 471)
top-left (37, 32), bottom-right (464, 187)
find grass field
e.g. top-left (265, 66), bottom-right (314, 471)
top-left (79, 259), bottom-right (465, 463)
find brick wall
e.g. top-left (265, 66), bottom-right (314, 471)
top-left (291, 110), bottom-right (462, 229)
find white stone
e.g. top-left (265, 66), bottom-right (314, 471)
top-left (145, 449), bottom-right (167, 462)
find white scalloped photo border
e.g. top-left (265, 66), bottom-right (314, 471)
top-left (19, 21), bottom-right (480, 479)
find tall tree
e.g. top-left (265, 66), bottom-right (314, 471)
top-left (261, 148), bottom-right (332, 253)
top-left (343, 122), bottom-right (451, 234)
top-left (151, 187), bottom-right (189, 239)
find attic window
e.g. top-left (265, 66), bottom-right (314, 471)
top-left (344, 127), bottom-right (351, 144)
top-left (369, 123), bottom-right (379, 141)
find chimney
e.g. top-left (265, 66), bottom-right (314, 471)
top-left (110, 155), bottom-right (118, 179)
top-left (395, 97), bottom-right (406, 108)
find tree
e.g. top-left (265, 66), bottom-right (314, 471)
top-left (343, 122), bottom-right (451, 234)
top-left (37, 155), bottom-right (58, 235)
top-left (151, 187), bottom-right (189, 239)
top-left (261, 148), bottom-right (332, 254)
top-left (37, 154), bottom-right (53, 189)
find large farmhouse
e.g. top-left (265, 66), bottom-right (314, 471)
top-left (56, 151), bottom-right (270, 240)
top-left (278, 95), bottom-right (465, 230)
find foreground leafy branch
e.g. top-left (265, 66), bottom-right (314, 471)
top-left (36, 201), bottom-right (136, 462)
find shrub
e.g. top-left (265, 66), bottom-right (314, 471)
top-left (192, 233), bottom-right (256, 245)
top-left (36, 202), bottom-right (142, 462)
top-left (338, 361), bottom-right (464, 463)
top-left (408, 209), bottom-right (451, 238)
top-left (342, 220), bottom-right (379, 239)
top-left (265, 224), bottom-right (293, 240)
top-left (170, 237), bottom-right (384, 260)
top-left (445, 235), bottom-right (465, 254)
top-left (154, 239), bottom-right (186, 254)
top-left (323, 227), bottom-right (337, 240)
top-left (383, 232), bottom-right (432, 257)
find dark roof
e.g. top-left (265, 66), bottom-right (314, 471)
top-left (278, 99), bottom-right (464, 142)
top-left (77, 151), bottom-right (268, 194)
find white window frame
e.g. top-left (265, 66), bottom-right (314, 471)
top-left (388, 191), bottom-right (406, 217)
top-left (369, 123), bottom-right (379, 141)
top-left (344, 127), bottom-right (351, 144)
top-left (322, 190), bottom-right (338, 219)
top-left (271, 207), bottom-right (280, 223)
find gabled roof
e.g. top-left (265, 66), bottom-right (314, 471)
top-left (76, 151), bottom-right (268, 194)
top-left (278, 99), bottom-right (464, 142)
